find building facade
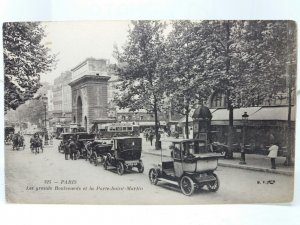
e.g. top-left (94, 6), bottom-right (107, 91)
top-left (51, 71), bottom-right (73, 126)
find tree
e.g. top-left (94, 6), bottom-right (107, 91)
top-left (3, 22), bottom-right (56, 113)
top-left (284, 21), bottom-right (297, 166)
top-left (113, 21), bottom-right (167, 149)
top-left (165, 21), bottom-right (211, 139)
top-left (194, 20), bottom-right (295, 158)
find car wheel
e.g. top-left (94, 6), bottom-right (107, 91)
top-left (137, 161), bottom-right (144, 173)
top-left (207, 173), bottom-right (219, 192)
top-left (180, 176), bottom-right (195, 196)
top-left (149, 168), bottom-right (159, 185)
top-left (117, 161), bottom-right (125, 175)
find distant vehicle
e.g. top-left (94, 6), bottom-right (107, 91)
top-left (58, 133), bottom-right (74, 153)
top-left (148, 139), bottom-right (223, 196)
top-left (5, 126), bottom-right (15, 145)
top-left (86, 139), bottom-right (113, 166)
top-left (96, 123), bottom-right (140, 139)
top-left (58, 132), bottom-right (95, 160)
top-left (103, 137), bottom-right (144, 175)
top-left (12, 133), bottom-right (25, 150)
top-left (75, 132), bottom-right (96, 159)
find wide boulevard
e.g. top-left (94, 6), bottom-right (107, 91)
top-left (5, 136), bottom-right (293, 204)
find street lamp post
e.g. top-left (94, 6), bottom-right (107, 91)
top-left (240, 112), bottom-right (249, 165)
top-left (42, 95), bottom-right (48, 145)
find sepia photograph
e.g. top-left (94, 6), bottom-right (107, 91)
top-left (3, 20), bottom-right (297, 204)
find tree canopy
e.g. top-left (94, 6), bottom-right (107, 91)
top-left (3, 22), bottom-right (56, 112)
top-left (113, 21), bottom-right (167, 149)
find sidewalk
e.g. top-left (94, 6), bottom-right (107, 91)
top-left (142, 137), bottom-right (294, 176)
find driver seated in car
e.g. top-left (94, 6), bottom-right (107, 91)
top-left (183, 148), bottom-right (194, 159)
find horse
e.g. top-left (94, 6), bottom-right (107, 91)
top-left (30, 137), bottom-right (43, 154)
top-left (12, 134), bottom-right (24, 150)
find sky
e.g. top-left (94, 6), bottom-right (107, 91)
top-left (41, 21), bottom-right (131, 84)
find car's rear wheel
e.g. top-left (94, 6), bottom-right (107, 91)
top-left (137, 161), bottom-right (144, 173)
top-left (207, 173), bottom-right (219, 192)
top-left (180, 176), bottom-right (195, 196)
top-left (117, 161), bottom-right (125, 175)
top-left (149, 168), bottom-right (159, 185)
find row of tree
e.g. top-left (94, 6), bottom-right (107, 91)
top-left (113, 20), bottom-right (296, 164)
top-left (5, 82), bottom-right (51, 127)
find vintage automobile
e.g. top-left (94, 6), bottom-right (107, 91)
top-left (148, 139), bottom-right (223, 196)
top-left (74, 132), bottom-right (96, 160)
top-left (86, 139), bottom-right (113, 166)
top-left (58, 133), bottom-right (74, 153)
top-left (103, 137), bottom-right (144, 175)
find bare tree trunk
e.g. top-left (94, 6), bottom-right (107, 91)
top-left (225, 21), bottom-right (234, 159)
top-left (285, 66), bottom-right (294, 166)
top-left (227, 95), bottom-right (234, 159)
top-left (284, 21), bottom-right (294, 167)
top-left (153, 96), bottom-right (160, 150)
top-left (185, 106), bottom-right (189, 139)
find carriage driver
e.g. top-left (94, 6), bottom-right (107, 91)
top-left (30, 133), bottom-right (38, 149)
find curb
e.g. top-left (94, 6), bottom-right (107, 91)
top-left (218, 162), bottom-right (294, 176)
top-left (142, 151), bottom-right (294, 176)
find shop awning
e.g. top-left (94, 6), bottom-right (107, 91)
top-left (177, 106), bottom-right (295, 126)
top-left (211, 107), bottom-right (261, 121)
top-left (248, 106), bottom-right (295, 121)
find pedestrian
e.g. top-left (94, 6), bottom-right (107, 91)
top-left (145, 132), bottom-right (149, 142)
top-left (44, 132), bottom-right (49, 146)
top-left (149, 132), bottom-right (154, 146)
top-left (64, 142), bottom-right (70, 160)
top-left (68, 137), bottom-right (77, 160)
top-left (49, 133), bottom-right (53, 145)
top-left (268, 143), bottom-right (279, 169)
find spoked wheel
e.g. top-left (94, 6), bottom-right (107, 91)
top-left (180, 176), bottom-right (195, 196)
top-left (137, 161), bottom-right (144, 173)
top-left (148, 168), bottom-right (159, 185)
top-left (207, 173), bottom-right (219, 192)
top-left (117, 161), bottom-right (125, 175)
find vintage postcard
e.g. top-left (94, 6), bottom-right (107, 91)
top-left (3, 20), bottom-right (296, 204)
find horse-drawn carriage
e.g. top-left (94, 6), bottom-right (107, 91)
top-left (86, 139), bottom-right (113, 166)
top-left (103, 137), bottom-right (144, 175)
top-left (148, 139), bottom-right (222, 196)
top-left (30, 134), bottom-right (43, 154)
top-left (12, 133), bottom-right (25, 150)
top-left (5, 126), bottom-right (15, 145)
